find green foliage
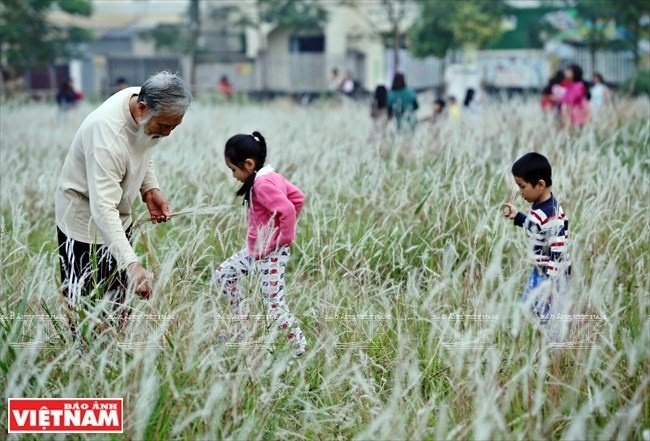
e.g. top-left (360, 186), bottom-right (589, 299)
top-left (140, 24), bottom-right (189, 52)
top-left (541, 1), bottom-right (650, 65)
top-left (449, 0), bottom-right (507, 49)
top-left (0, 0), bottom-right (93, 71)
top-left (573, 1), bottom-right (619, 49)
top-left (141, 0), bottom-right (328, 55)
top-left (258, 0), bottom-right (328, 30)
top-left (609, 0), bottom-right (650, 65)
top-left (408, 1), bottom-right (455, 58)
top-left (409, 0), bottom-right (505, 58)
top-left (621, 69), bottom-right (650, 96)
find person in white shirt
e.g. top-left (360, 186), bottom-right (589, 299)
top-left (55, 71), bottom-right (191, 333)
top-left (590, 72), bottom-right (610, 121)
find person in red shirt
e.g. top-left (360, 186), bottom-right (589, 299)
top-left (218, 75), bottom-right (234, 100)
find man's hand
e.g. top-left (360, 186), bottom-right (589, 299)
top-left (143, 188), bottom-right (172, 224)
top-left (504, 203), bottom-right (518, 220)
top-left (127, 262), bottom-right (153, 299)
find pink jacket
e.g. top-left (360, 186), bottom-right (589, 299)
top-left (248, 166), bottom-right (305, 258)
top-left (561, 82), bottom-right (590, 127)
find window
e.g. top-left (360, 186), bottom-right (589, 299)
top-left (289, 35), bottom-right (325, 53)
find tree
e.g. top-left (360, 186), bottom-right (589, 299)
top-left (572, 1), bottom-right (618, 76)
top-left (610, 0), bottom-right (650, 68)
top-left (342, 0), bottom-right (418, 77)
top-left (409, 0), bottom-right (505, 59)
top-left (540, 1), bottom-right (649, 72)
top-left (408, 2), bottom-right (455, 59)
top-left (140, 0), bottom-right (201, 92)
top-left (141, 0), bottom-right (328, 92)
top-left (0, 0), bottom-right (93, 75)
top-left (257, 0), bottom-right (328, 30)
top-left (230, 0), bottom-right (328, 91)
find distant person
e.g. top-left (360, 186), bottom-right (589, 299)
top-left (214, 131), bottom-right (307, 356)
top-left (590, 73), bottom-right (610, 120)
top-left (371, 85), bottom-right (389, 135)
top-left (55, 71), bottom-right (192, 340)
top-left (503, 152), bottom-right (571, 321)
top-left (328, 68), bottom-right (341, 92)
top-left (388, 72), bottom-right (418, 133)
top-left (540, 85), bottom-right (555, 113)
top-left (447, 96), bottom-right (461, 121)
top-left (463, 88), bottom-right (481, 124)
top-left (56, 80), bottom-right (80, 110)
top-left (115, 77), bottom-right (128, 92)
top-left (540, 70), bottom-right (566, 112)
top-left (219, 75), bottom-right (234, 100)
top-left (341, 71), bottom-right (356, 96)
top-left (550, 70), bottom-right (568, 103)
top-left (420, 98), bottom-right (446, 125)
top-left (560, 64), bottom-right (590, 129)
top-left (541, 70), bottom-right (569, 121)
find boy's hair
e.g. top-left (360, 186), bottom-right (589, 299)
top-left (512, 152), bottom-right (553, 187)
top-left (225, 131), bottom-right (267, 204)
top-left (434, 98), bottom-right (446, 108)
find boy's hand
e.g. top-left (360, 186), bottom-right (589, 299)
top-left (504, 203), bottom-right (518, 220)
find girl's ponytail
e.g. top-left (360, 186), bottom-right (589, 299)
top-left (225, 131), bottom-right (268, 205)
top-left (251, 131), bottom-right (267, 164)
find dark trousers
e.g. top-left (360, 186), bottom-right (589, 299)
top-left (56, 227), bottom-right (132, 337)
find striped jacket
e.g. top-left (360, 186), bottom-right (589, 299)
top-left (514, 195), bottom-right (570, 278)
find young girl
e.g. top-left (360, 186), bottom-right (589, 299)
top-left (214, 131), bottom-right (307, 355)
top-left (560, 64), bottom-right (590, 129)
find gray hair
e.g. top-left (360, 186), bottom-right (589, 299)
top-left (138, 71), bottom-right (192, 117)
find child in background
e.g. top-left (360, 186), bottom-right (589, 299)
top-left (504, 153), bottom-right (571, 320)
top-left (590, 72), bottom-right (610, 121)
top-left (219, 75), bottom-right (234, 101)
top-left (214, 131), bottom-right (307, 355)
top-left (540, 85), bottom-right (555, 113)
top-left (420, 98), bottom-right (446, 125)
top-left (560, 64), bottom-right (590, 129)
top-left (371, 85), bottom-right (389, 136)
top-left (447, 96), bottom-right (461, 121)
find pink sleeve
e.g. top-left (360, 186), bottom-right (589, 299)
top-left (561, 83), bottom-right (585, 105)
top-left (254, 180), bottom-right (298, 246)
top-left (286, 181), bottom-right (305, 217)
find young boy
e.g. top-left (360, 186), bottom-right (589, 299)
top-left (504, 153), bottom-right (571, 319)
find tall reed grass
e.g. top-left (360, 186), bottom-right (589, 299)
top-left (1, 96), bottom-right (648, 439)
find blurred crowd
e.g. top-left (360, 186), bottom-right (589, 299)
top-left (366, 62), bottom-right (612, 137)
top-left (540, 64), bottom-right (611, 128)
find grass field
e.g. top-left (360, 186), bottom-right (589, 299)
top-left (1, 96), bottom-right (649, 440)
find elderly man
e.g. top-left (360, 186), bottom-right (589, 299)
top-left (55, 71), bottom-right (191, 323)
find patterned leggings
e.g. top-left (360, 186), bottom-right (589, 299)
top-left (214, 247), bottom-right (306, 353)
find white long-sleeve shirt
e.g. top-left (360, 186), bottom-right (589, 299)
top-left (55, 87), bottom-right (159, 269)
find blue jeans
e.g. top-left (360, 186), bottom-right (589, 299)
top-left (522, 269), bottom-right (570, 321)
